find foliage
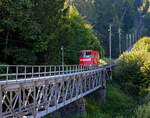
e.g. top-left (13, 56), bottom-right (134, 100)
top-left (99, 57), bottom-right (110, 66)
top-left (44, 82), bottom-right (135, 118)
top-left (3, 47), bottom-right (37, 65)
top-left (113, 37), bottom-right (150, 97)
top-left (132, 100), bottom-right (150, 118)
top-left (0, 62), bottom-right (6, 74)
top-left (0, 0), bottom-right (65, 64)
top-left (0, 0), bottom-right (103, 65)
top-left (141, 0), bottom-right (150, 36)
top-left (142, 13), bottom-right (150, 37)
top-left (71, 82), bottom-right (135, 118)
top-left (72, 0), bottom-right (98, 23)
top-left (63, 6), bottom-right (104, 64)
top-left (71, 0), bottom-right (140, 58)
top-left (44, 6), bottom-right (104, 65)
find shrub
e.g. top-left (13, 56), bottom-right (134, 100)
top-left (0, 62), bottom-right (6, 74)
top-left (113, 37), bottom-right (150, 97)
top-left (132, 101), bottom-right (150, 118)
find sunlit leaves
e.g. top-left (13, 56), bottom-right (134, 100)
top-left (114, 37), bottom-right (150, 97)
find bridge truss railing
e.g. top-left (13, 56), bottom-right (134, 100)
top-left (0, 65), bottom-right (99, 81)
top-left (0, 67), bottom-right (106, 118)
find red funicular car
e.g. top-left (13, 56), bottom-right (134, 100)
top-left (79, 50), bottom-right (99, 66)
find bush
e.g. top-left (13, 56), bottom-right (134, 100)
top-left (132, 101), bottom-right (150, 118)
top-left (113, 37), bottom-right (150, 97)
top-left (0, 62), bottom-right (6, 74)
top-left (76, 82), bottom-right (134, 118)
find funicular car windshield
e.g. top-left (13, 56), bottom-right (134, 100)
top-left (80, 52), bottom-right (92, 58)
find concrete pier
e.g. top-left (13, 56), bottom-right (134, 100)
top-left (50, 98), bottom-right (86, 118)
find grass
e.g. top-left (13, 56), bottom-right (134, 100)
top-left (132, 101), bottom-right (150, 118)
top-left (72, 82), bottom-right (136, 118)
top-left (99, 57), bottom-right (111, 66)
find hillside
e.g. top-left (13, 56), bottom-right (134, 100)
top-left (1, 0), bottom-right (150, 118)
top-left (114, 37), bottom-right (150, 97)
top-left (0, 0), bottom-right (149, 65)
top-left (71, 0), bottom-right (150, 58)
top-left (71, 0), bottom-right (138, 57)
top-left (72, 37), bottom-right (150, 118)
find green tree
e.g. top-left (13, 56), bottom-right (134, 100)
top-left (45, 6), bottom-right (104, 64)
top-left (72, 0), bottom-right (142, 57)
top-left (114, 37), bottom-right (150, 97)
top-left (0, 0), bottom-right (103, 65)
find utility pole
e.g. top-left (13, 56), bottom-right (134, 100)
top-left (108, 24), bottom-right (112, 63)
top-left (133, 34), bottom-right (135, 44)
top-left (129, 34), bottom-right (132, 47)
top-left (126, 34), bottom-right (128, 50)
top-left (108, 24), bottom-right (112, 80)
top-left (61, 46), bottom-right (64, 74)
top-left (118, 27), bottom-right (121, 55)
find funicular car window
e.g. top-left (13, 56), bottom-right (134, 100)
top-left (80, 52), bottom-right (85, 57)
top-left (86, 52), bottom-right (92, 57)
top-left (80, 52), bottom-right (92, 57)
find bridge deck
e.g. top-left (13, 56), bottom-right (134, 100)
top-left (0, 65), bottom-right (111, 118)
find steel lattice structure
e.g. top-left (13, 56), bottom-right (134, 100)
top-left (0, 65), bottom-right (110, 118)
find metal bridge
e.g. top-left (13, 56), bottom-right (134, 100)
top-left (0, 36), bottom-right (139, 118)
top-left (0, 64), bottom-right (112, 118)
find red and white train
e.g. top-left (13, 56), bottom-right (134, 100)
top-left (79, 50), bottom-right (99, 66)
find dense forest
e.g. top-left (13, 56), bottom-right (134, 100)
top-left (46, 37), bottom-right (150, 118)
top-left (0, 0), bottom-right (103, 65)
top-left (0, 0), bottom-right (149, 65)
top-left (1, 0), bottom-right (150, 118)
top-left (72, 0), bottom-right (150, 57)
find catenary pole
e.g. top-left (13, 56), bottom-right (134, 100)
top-left (118, 27), bottom-right (121, 55)
top-left (108, 24), bottom-right (112, 80)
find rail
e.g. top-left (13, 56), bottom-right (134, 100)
top-left (0, 65), bottom-right (99, 81)
top-left (0, 67), bottom-right (106, 118)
